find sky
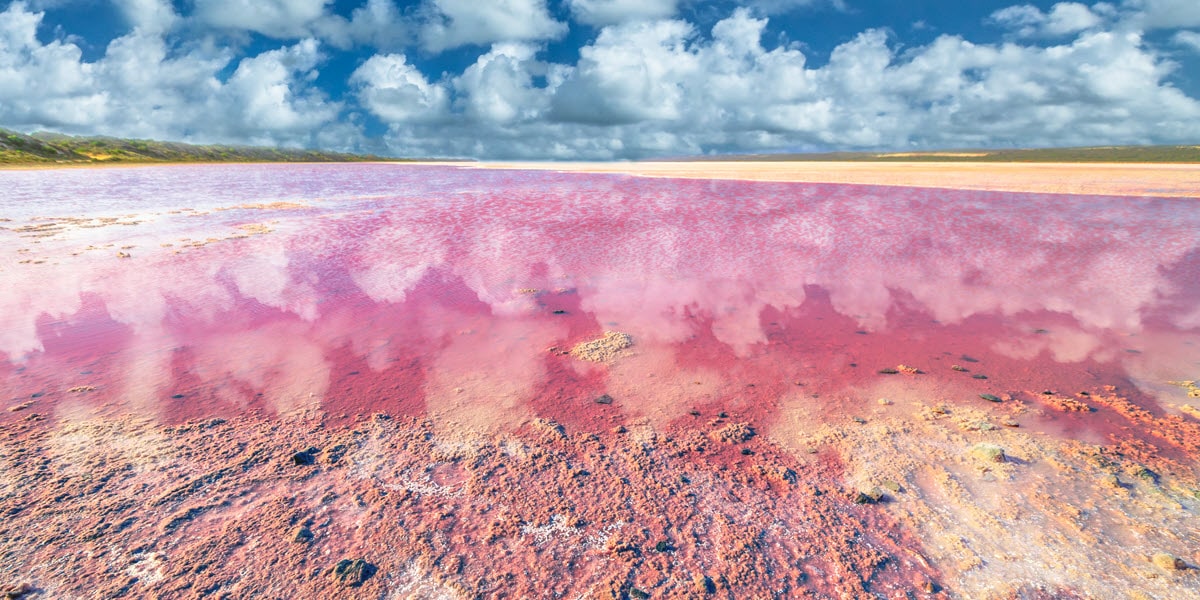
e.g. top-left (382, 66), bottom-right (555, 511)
top-left (1, 0), bottom-right (1199, 159)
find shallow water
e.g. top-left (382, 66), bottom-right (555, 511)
top-left (4, 164), bottom-right (1200, 598)
top-left (2, 163), bottom-right (1199, 429)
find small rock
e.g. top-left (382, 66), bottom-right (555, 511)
top-left (1, 583), bottom-right (32, 599)
top-left (854, 486), bottom-right (886, 504)
top-left (881, 480), bottom-right (902, 493)
top-left (594, 394), bottom-right (614, 405)
top-left (292, 526), bottom-right (313, 543)
top-left (979, 393), bottom-right (1002, 403)
top-left (852, 416), bottom-right (867, 424)
top-left (740, 448), bottom-right (754, 456)
top-left (878, 368), bottom-right (900, 375)
top-left (951, 364), bottom-right (968, 372)
top-left (693, 575), bottom-right (716, 594)
top-left (329, 558), bottom-right (375, 587)
top-left (877, 398), bottom-right (892, 405)
top-left (629, 589), bottom-right (649, 599)
top-left (654, 541), bottom-right (674, 552)
top-left (968, 443), bottom-right (1006, 463)
top-left (972, 374), bottom-right (989, 380)
top-left (1002, 418), bottom-right (1020, 428)
top-left (612, 425), bottom-right (627, 434)
top-left (1152, 553), bottom-right (1186, 571)
top-left (291, 450), bottom-right (315, 466)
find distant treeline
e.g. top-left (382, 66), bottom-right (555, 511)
top-left (0, 129), bottom-right (404, 165)
top-left (681, 145), bottom-right (1200, 163)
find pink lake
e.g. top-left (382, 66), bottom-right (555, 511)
top-left (2, 163), bottom-right (1198, 437)
top-left (4, 163), bottom-right (1200, 598)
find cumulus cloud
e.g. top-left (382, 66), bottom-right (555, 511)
top-left (0, 2), bottom-right (344, 147)
top-left (565, 0), bottom-right (680, 26)
top-left (418, 0), bottom-right (566, 52)
top-left (194, 0), bottom-right (331, 38)
top-left (350, 53), bottom-right (448, 123)
top-left (1125, 0), bottom-right (1200, 29)
top-left (353, 7), bottom-right (1200, 159)
top-left (989, 2), bottom-right (1106, 37)
top-left (1175, 30), bottom-right (1200, 51)
top-left (113, 0), bottom-right (179, 34)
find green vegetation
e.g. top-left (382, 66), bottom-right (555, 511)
top-left (689, 145), bottom-right (1200, 163)
top-left (0, 128), bottom-right (402, 165)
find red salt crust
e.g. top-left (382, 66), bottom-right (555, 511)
top-left (0, 412), bottom-right (952, 599)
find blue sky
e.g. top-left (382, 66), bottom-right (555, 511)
top-left (2, 0), bottom-right (1199, 159)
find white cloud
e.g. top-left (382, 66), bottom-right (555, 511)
top-left (990, 2), bottom-right (1105, 37)
top-left (194, 0), bottom-right (330, 39)
top-left (0, 3), bottom-right (344, 148)
top-left (1125, 0), bottom-right (1200, 29)
top-left (551, 19), bottom-right (699, 124)
top-left (565, 0), bottom-right (679, 26)
top-left (419, 0), bottom-right (566, 52)
top-left (1174, 30), bottom-right (1200, 51)
top-left (350, 53), bottom-right (448, 123)
top-left (113, 0), bottom-right (179, 34)
top-left (352, 6), bottom-right (1200, 159)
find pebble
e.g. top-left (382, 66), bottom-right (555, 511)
top-left (1152, 553), bottom-right (1186, 571)
top-left (979, 393), bottom-right (1002, 403)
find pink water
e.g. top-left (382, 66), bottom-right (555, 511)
top-left (2, 164), bottom-right (1199, 436)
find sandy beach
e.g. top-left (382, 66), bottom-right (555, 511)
top-left (469, 161), bottom-right (1200, 198)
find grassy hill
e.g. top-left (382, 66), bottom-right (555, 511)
top-left (0, 129), bottom-right (398, 165)
top-left (690, 146), bottom-right (1200, 163)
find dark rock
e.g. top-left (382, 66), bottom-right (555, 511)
top-left (291, 450), bottom-right (315, 466)
top-left (292, 526), bottom-right (313, 543)
top-left (552, 309), bottom-right (567, 315)
top-left (594, 394), bottom-right (614, 405)
top-left (329, 558), bottom-right (375, 587)
top-left (694, 575), bottom-right (716, 594)
top-left (878, 368), bottom-right (900, 375)
top-left (741, 448), bottom-right (754, 456)
top-left (629, 588), bottom-right (650, 599)
top-left (972, 374), bottom-right (988, 380)
top-left (979, 393), bottom-right (1002, 403)
top-left (171, 394), bottom-right (185, 399)
top-left (960, 355), bottom-right (980, 362)
top-left (654, 541), bottom-right (674, 552)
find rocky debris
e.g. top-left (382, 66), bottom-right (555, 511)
top-left (713, 422), bottom-right (756, 443)
top-left (854, 486), bottom-right (886, 504)
top-left (594, 394), bottom-right (614, 405)
top-left (896, 365), bottom-right (921, 375)
top-left (1044, 394), bottom-right (1093, 412)
top-left (1, 583), bottom-right (32, 599)
top-left (1152, 553), bottom-right (1186, 571)
top-left (329, 558), bottom-right (375, 587)
top-left (67, 385), bottom-right (96, 393)
top-left (979, 394), bottom-right (1002, 403)
top-left (291, 526), bottom-right (313, 543)
top-left (569, 331), bottom-right (633, 362)
top-left (968, 443), bottom-right (1006, 463)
